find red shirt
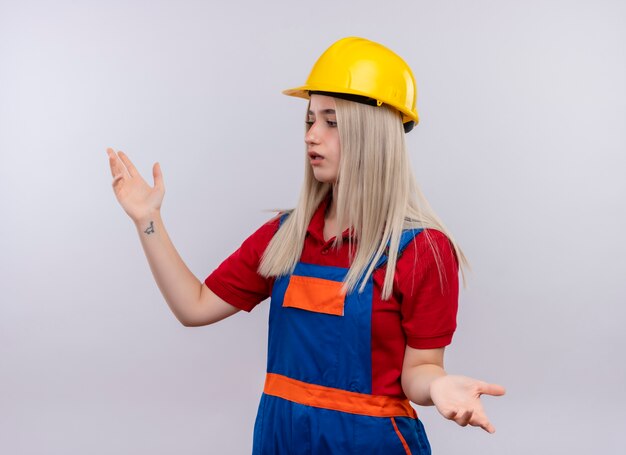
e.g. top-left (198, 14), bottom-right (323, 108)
top-left (205, 195), bottom-right (459, 397)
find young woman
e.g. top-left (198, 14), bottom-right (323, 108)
top-left (107, 37), bottom-right (505, 454)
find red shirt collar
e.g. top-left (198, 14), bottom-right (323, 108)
top-left (306, 192), bottom-right (354, 243)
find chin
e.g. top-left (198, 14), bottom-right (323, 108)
top-left (312, 172), bottom-right (337, 184)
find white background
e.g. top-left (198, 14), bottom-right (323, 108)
top-left (1, 0), bottom-right (624, 453)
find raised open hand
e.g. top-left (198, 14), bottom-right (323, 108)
top-left (430, 374), bottom-right (505, 433)
top-left (107, 148), bottom-right (164, 223)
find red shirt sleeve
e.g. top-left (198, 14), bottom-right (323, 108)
top-left (395, 229), bottom-right (460, 349)
top-left (204, 216), bottom-right (281, 312)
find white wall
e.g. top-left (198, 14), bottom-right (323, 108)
top-left (1, 0), bottom-right (624, 453)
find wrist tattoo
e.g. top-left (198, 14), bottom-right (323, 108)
top-left (144, 221), bottom-right (155, 235)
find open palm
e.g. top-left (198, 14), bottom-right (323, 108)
top-left (430, 374), bottom-right (505, 433)
top-left (107, 148), bottom-right (164, 222)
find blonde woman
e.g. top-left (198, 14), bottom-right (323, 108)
top-left (107, 37), bottom-right (505, 454)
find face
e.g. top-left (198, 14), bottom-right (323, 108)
top-left (305, 94), bottom-right (341, 184)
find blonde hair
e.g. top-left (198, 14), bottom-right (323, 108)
top-left (259, 98), bottom-right (469, 299)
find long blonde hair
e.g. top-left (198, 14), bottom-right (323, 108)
top-left (259, 97), bottom-right (469, 299)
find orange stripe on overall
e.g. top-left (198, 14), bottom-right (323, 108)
top-left (263, 372), bottom-right (418, 419)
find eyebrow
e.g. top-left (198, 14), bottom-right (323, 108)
top-left (307, 109), bottom-right (336, 115)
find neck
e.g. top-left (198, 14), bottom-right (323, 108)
top-left (325, 185), bottom-right (351, 235)
top-left (327, 185), bottom-right (338, 220)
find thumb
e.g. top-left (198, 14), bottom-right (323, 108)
top-left (153, 162), bottom-right (164, 190)
top-left (478, 382), bottom-right (506, 397)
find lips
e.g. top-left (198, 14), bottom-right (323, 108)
top-left (308, 151), bottom-right (324, 159)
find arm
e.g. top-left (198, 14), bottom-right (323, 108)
top-left (401, 346), bottom-right (446, 407)
top-left (401, 345), bottom-right (506, 433)
top-left (398, 230), bottom-right (505, 433)
top-left (133, 211), bottom-right (240, 327)
top-left (107, 148), bottom-right (240, 327)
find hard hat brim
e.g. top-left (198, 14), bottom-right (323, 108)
top-left (282, 85), bottom-right (419, 125)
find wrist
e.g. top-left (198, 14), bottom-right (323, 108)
top-left (134, 210), bottom-right (162, 230)
top-left (428, 370), bottom-right (448, 395)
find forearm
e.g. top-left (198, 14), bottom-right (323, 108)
top-left (133, 210), bottom-right (202, 325)
top-left (402, 363), bottom-right (447, 406)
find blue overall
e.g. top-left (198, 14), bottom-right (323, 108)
top-left (252, 215), bottom-right (431, 454)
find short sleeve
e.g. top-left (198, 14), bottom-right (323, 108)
top-left (395, 229), bottom-right (460, 349)
top-left (204, 216), bottom-right (281, 312)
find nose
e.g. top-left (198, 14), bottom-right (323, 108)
top-left (305, 122), bottom-right (320, 145)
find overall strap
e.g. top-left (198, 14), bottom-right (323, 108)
top-left (374, 228), bottom-right (424, 270)
top-left (278, 211), bottom-right (291, 228)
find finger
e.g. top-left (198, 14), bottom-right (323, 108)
top-left (471, 417), bottom-right (496, 433)
top-left (468, 410), bottom-right (494, 433)
top-left (480, 421), bottom-right (496, 434)
top-left (112, 173), bottom-right (124, 190)
top-left (441, 408), bottom-right (458, 421)
top-left (153, 162), bottom-right (164, 190)
top-left (108, 148), bottom-right (131, 179)
top-left (107, 148), bottom-right (119, 178)
top-left (454, 409), bottom-right (473, 427)
top-left (117, 151), bottom-right (138, 178)
top-left (478, 383), bottom-right (506, 397)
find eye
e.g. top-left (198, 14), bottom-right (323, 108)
top-left (327, 120), bottom-right (337, 127)
top-left (305, 121), bottom-right (314, 126)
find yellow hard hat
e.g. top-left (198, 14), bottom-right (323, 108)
top-left (283, 36), bottom-right (419, 132)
